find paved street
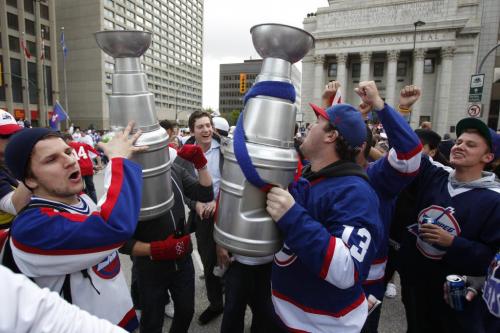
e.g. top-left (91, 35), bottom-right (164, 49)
top-left (94, 171), bottom-right (406, 332)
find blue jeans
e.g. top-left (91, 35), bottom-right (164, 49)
top-left (135, 256), bottom-right (195, 333)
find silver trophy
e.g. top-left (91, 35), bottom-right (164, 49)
top-left (214, 24), bottom-right (315, 256)
top-left (95, 30), bottom-right (174, 220)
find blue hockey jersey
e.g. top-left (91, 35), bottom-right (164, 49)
top-left (363, 104), bottom-right (422, 300)
top-left (9, 158), bottom-right (142, 332)
top-left (272, 162), bottom-right (382, 333)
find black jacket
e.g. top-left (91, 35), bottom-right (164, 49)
top-left (121, 161), bottom-right (213, 272)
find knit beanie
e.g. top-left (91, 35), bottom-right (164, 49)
top-left (5, 128), bottom-right (55, 181)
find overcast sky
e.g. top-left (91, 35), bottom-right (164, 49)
top-left (202, 0), bottom-right (328, 111)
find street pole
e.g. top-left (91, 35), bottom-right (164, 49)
top-left (41, 29), bottom-right (49, 127)
top-left (61, 27), bottom-right (69, 128)
top-left (175, 89), bottom-right (178, 123)
top-left (477, 43), bottom-right (500, 74)
top-left (20, 32), bottom-right (30, 121)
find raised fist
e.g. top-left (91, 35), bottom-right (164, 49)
top-left (177, 144), bottom-right (207, 169)
top-left (355, 81), bottom-right (384, 110)
top-left (399, 85), bottom-right (421, 109)
top-left (322, 81), bottom-right (341, 107)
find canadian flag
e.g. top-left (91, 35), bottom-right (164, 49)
top-left (19, 35), bottom-right (31, 59)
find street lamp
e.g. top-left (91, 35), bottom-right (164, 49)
top-left (411, 20), bottom-right (426, 84)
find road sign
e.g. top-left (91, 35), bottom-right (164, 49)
top-left (468, 74), bottom-right (484, 102)
top-left (467, 103), bottom-right (482, 118)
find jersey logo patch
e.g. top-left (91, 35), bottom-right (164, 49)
top-left (92, 251), bottom-right (120, 279)
top-left (483, 253), bottom-right (500, 317)
top-left (274, 243), bottom-right (297, 267)
top-left (412, 205), bottom-right (461, 259)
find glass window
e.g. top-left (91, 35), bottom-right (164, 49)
top-left (25, 20), bottom-right (36, 35)
top-left (0, 56), bottom-right (6, 101)
top-left (105, 0), bottom-right (114, 7)
top-left (7, 13), bottom-right (19, 30)
top-left (373, 62), bottom-right (384, 77)
top-left (41, 25), bottom-right (50, 40)
top-left (44, 46), bottom-right (50, 60)
top-left (328, 63), bottom-right (337, 77)
top-left (424, 58), bottom-right (434, 74)
top-left (104, 8), bottom-right (114, 18)
top-left (10, 58), bottom-right (22, 103)
top-left (115, 14), bottom-right (125, 24)
top-left (9, 36), bottom-right (20, 52)
top-left (104, 19), bottom-right (115, 30)
top-left (27, 62), bottom-right (37, 103)
top-left (6, 0), bottom-right (17, 8)
top-left (351, 63), bottom-right (360, 78)
top-left (397, 61), bottom-right (407, 76)
top-left (45, 65), bottom-right (52, 105)
top-left (24, 0), bottom-right (34, 13)
top-left (40, 4), bottom-right (49, 20)
top-left (27, 41), bottom-right (36, 55)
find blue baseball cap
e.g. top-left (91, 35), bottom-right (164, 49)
top-left (310, 103), bottom-right (367, 148)
top-left (456, 117), bottom-right (500, 159)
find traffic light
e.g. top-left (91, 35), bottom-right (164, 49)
top-left (239, 73), bottom-right (247, 94)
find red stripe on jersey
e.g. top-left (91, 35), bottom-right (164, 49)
top-left (39, 207), bottom-right (100, 222)
top-left (12, 237), bottom-right (124, 255)
top-left (118, 307), bottom-right (137, 328)
top-left (372, 257), bottom-right (387, 264)
top-left (272, 289), bottom-right (365, 317)
top-left (319, 237), bottom-right (335, 279)
top-left (100, 158), bottom-right (124, 221)
top-left (396, 143), bottom-right (423, 160)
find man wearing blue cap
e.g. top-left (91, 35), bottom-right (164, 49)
top-left (266, 100), bottom-right (382, 332)
top-left (3, 123), bottom-right (145, 332)
top-left (398, 117), bottom-right (500, 332)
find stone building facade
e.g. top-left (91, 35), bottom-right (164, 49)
top-left (301, 0), bottom-right (500, 135)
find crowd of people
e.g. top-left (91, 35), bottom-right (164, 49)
top-left (0, 79), bottom-right (498, 333)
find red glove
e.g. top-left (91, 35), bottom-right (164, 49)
top-left (177, 144), bottom-right (207, 169)
top-left (150, 234), bottom-right (191, 260)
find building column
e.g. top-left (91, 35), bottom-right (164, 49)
top-left (436, 47), bottom-right (455, 135)
top-left (360, 51), bottom-right (372, 82)
top-left (313, 55), bottom-right (325, 104)
top-left (411, 48), bottom-right (426, 128)
top-left (336, 53), bottom-right (347, 90)
top-left (17, 0), bottom-right (31, 121)
top-left (0, 0), bottom-right (14, 113)
top-left (385, 50), bottom-right (399, 107)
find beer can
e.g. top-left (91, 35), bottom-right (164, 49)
top-left (446, 275), bottom-right (466, 311)
top-left (422, 216), bottom-right (433, 225)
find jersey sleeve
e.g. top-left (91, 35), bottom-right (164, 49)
top-left (11, 158), bottom-right (143, 276)
top-left (0, 265), bottom-right (126, 333)
top-left (368, 103), bottom-right (422, 198)
top-left (276, 182), bottom-right (381, 289)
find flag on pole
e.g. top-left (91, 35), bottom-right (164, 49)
top-left (60, 29), bottom-right (68, 58)
top-left (19, 34), bottom-right (32, 59)
top-left (40, 30), bottom-right (45, 60)
top-left (49, 101), bottom-right (68, 129)
top-left (331, 88), bottom-right (342, 106)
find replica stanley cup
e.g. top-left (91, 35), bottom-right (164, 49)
top-left (214, 24), bottom-right (315, 256)
top-left (95, 30), bottom-right (174, 220)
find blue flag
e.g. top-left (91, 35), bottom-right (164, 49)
top-left (49, 101), bottom-right (68, 129)
top-left (60, 30), bottom-right (68, 58)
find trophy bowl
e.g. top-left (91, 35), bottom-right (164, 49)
top-left (94, 30), bottom-right (151, 58)
top-left (250, 23), bottom-right (315, 64)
